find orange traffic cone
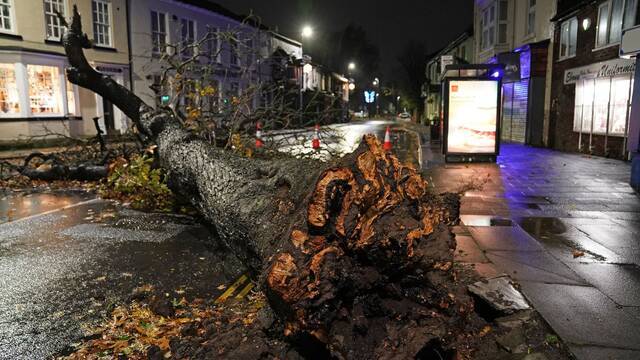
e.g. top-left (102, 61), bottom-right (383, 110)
top-left (312, 124), bottom-right (320, 150)
top-left (255, 122), bottom-right (264, 148)
top-left (383, 126), bottom-right (392, 151)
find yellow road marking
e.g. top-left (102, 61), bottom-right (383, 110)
top-left (235, 282), bottom-right (255, 300)
top-left (214, 274), bottom-right (248, 304)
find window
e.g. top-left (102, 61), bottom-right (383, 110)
top-left (460, 45), bottom-right (466, 60)
top-left (498, 0), bottom-right (508, 43)
top-left (559, 17), bottom-right (578, 59)
top-left (28, 65), bottom-right (62, 115)
top-left (229, 39), bottom-right (240, 66)
top-left (0, 63), bottom-right (19, 115)
top-left (481, 3), bottom-right (497, 49)
top-left (245, 39), bottom-right (254, 67)
top-left (44, 0), bottom-right (65, 40)
top-left (526, 0), bottom-right (536, 35)
top-left (92, 0), bottom-right (112, 47)
top-left (596, 0), bottom-right (638, 47)
top-left (66, 79), bottom-right (77, 115)
top-left (573, 75), bottom-right (634, 136)
top-left (205, 27), bottom-right (220, 63)
top-left (0, 0), bottom-right (14, 32)
top-left (150, 11), bottom-right (167, 56)
top-left (180, 18), bottom-right (196, 59)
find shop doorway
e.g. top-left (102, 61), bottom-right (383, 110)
top-left (102, 97), bottom-right (115, 134)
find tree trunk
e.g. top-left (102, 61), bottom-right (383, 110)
top-left (62, 7), bottom-right (472, 358)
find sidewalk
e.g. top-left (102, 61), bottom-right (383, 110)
top-left (424, 143), bottom-right (640, 359)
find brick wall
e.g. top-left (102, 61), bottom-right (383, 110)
top-left (549, 1), bottom-right (628, 159)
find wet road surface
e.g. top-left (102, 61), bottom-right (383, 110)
top-left (266, 119), bottom-right (426, 167)
top-left (0, 193), bottom-right (245, 359)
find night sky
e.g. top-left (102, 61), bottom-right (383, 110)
top-left (213, 0), bottom-right (474, 77)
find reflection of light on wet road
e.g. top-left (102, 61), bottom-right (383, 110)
top-left (266, 120), bottom-right (424, 168)
top-left (0, 192), bottom-right (95, 224)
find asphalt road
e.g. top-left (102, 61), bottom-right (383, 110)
top-left (0, 192), bottom-right (245, 359)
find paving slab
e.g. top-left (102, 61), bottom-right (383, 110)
top-left (568, 345), bottom-right (640, 360)
top-left (568, 263), bottom-right (640, 306)
top-left (519, 282), bottom-right (640, 351)
top-left (486, 251), bottom-right (587, 285)
top-left (576, 224), bottom-right (640, 251)
top-left (468, 226), bottom-right (545, 252)
top-left (454, 235), bottom-right (489, 263)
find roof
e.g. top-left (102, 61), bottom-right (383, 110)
top-left (174, 0), bottom-right (301, 45)
top-left (426, 26), bottom-right (474, 65)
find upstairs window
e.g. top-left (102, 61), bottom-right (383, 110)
top-left (205, 27), bottom-right (220, 63)
top-left (229, 39), bottom-right (240, 66)
top-left (526, 0), bottom-right (536, 35)
top-left (0, 0), bottom-right (14, 32)
top-left (559, 17), bottom-right (578, 59)
top-left (180, 18), bottom-right (196, 59)
top-left (597, 0), bottom-right (638, 47)
top-left (44, 0), bottom-right (65, 40)
top-left (92, 0), bottom-right (112, 47)
top-left (481, 3), bottom-right (496, 49)
top-left (150, 11), bottom-right (167, 56)
top-left (498, 0), bottom-right (508, 43)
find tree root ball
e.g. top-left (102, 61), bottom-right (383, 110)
top-left (265, 135), bottom-right (469, 359)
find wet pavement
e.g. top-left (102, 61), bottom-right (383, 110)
top-left (426, 142), bottom-right (640, 359)
top-left (0, 193), bottom-right (245, 359)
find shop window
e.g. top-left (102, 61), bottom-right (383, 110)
top-left (573, 76), bottom-right (634, 136)
top-left (180, 18), bottom-right (196, 59)
top-left (597, 0), bottom-right (638, 47)
top-left (560, 17), bottom-right (578, 59)
top-left (66, 79), bottom-right (77, 115)
top-left (0, 63), bottom-right (20, 115)
top-left (0, 0), bottom-right (14, 32)
top-left (44, 0), bottom-right (65, 40)
top-left (92, 0), bottom-right (112, 47)
top-left (28, 65), bottom-right (62, 115)
top-left (150, 11), bottom-right (167, 56)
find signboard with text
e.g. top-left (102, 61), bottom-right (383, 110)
top-left (564, 58), bottom-right (636, 84)
top-left (445, 80), bottom-right (499, 155)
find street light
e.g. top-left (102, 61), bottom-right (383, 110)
top-left (301, 25), bottom-right (313, 38)
top-left (348, 62), bottom-right (356, 71)
top-left (372, 77), bottom-right (379, 87)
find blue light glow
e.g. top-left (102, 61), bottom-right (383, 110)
top-left (491, 71), bottom-right (501, 78)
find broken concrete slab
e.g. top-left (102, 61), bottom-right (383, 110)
top-left (468, 275), bottom-right (530, 314)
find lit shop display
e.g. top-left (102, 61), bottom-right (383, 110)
top-left (0, 63), bottom-right (20, 115)
top-left (28, 65), bottom-right (62, 115)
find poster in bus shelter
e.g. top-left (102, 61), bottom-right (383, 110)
top-left (446, 80), bottom-right (498, 154)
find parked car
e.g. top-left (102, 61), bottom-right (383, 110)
top-left (354, 110), bottom-right (369, 118)
top-left (397, 112), bottom-right (411, 121)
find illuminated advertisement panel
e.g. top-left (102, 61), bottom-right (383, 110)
top-left (446, 80), bottom-right (498, 154)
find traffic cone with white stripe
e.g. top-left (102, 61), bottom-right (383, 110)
top-left (312, 124), bottom-right (321, 150)
top-left (383, 126), bottom-right (392, 151)
top-left (255, 122), bottom-right (264, 148)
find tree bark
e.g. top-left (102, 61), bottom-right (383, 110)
top-left (63, 6), bottom-right (471, 358)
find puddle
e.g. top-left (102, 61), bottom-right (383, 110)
top-left (461, 215), bottom-right (513, 227)
top-left (517, 217), bottom-right (607, 261)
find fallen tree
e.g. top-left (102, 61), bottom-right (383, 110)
top-left (62, 7), bottom-right (472, 358)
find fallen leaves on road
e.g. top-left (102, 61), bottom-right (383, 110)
top-left (59, 286), bottom-right (266, 360)
top-left (572, 250), bottom-right (585, 258)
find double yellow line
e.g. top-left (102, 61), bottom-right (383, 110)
top-left (214, 274), bottom-right (255, 304)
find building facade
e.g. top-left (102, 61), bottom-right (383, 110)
top-left (0, 0), bottom-right (131, 143)
top-left (549, 0), bottom-right (638, 159)
top-left (474, 0), bottom-right (556, 146)
top-left (424, 29), bottom-right (475, 125)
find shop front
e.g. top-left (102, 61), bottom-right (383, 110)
top-left (0, 49), bottom-right (131, 143)
top-left (564, 58), bottom-right (635, 157)
top-left (498, 40), bottom-right (549, 146)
